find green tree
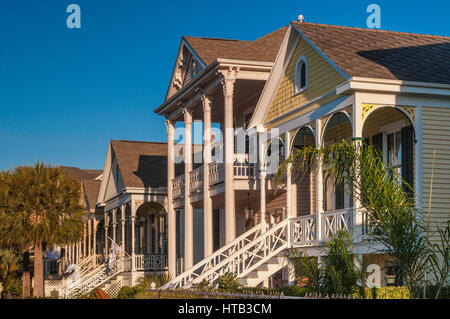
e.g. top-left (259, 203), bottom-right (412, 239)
top-left (0, 163), bottom-right (85, 297)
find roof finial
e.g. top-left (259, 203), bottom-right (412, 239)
top-left (298, 14), bottom-right (304, 23)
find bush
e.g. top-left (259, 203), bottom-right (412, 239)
top-left (353, 286), bottom-right (411, 299)
top-left (137, 273), bottom-right (172, 289)
top-left (117, 285), bottom-right (145, 299)
top-left (90, 288), bottom-right (110, 299)
top-left (218, 272), bottom-right (241, 292)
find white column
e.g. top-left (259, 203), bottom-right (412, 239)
top-left (112, 208), bottom-right (117, 243)
top-left (316, 118), bottom-right (324, 242)
top-left (285, 131), bottom-right (292, 219)
top-left (87, 219), bottom-right (91, 257)
top-left (222, 70), bottom-right (237, 243)
top-left (93, 220), bottom-right (97, 265)
top-left (83, 223), bottom-right (87, 259)
top-left (183, 108), bottom-right (194, 270)
top-left (202, 95), bottom-right (213, 257)
top-left (352, 97), bottom-right (363, 241)
top-left (121, 204), bottom-right (126, 253)
top-left (166, 120), bottom-right (177, 276)
top-left (259, 171), bottom-right (267, 227)
top-left (104, 211), bottom-right (109, 255)
top-left (131, 201), bottom-right (137, 271)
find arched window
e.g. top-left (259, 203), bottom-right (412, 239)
top-left (295, 56), bottom-right (307, 93)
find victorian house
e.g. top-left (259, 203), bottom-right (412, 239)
top-left (44, 20), bottom-right (450, 297)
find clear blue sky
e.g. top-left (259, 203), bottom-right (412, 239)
top-left (0, 0), bottom-right (449, 171)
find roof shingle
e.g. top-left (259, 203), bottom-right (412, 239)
top-left (293, 22), bottom-right (450, 84)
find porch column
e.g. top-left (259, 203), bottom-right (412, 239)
top-left (121, 204), bottom-right (126, 252)
top-left (352, 99), bottom-right (363, 241)
top-left (131, 201), bottom-right (137, 271)
top-left (87, 219), bottom-right (92, 257)
top-left (183, 108), bottom-right (194, 270)
top-left (93, 220), bottom-right (97, 265)
top-left (315, 119), bottom-right (324, 242)
top-left (259, 170), bottom-right (267, 227)
top-left (166, 120), bottom-right (176, 276)
top-left (104, 211), bottom-right (109, 255)
top-left (285, 131), bottom-right (292, 219)
top-left (112, 208), bottom-right (117, 243)
top-left (202, 95), bottom-right (213, 257)
top-left (222, 70), bottom-right (237, 243)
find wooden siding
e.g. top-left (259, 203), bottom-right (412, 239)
top-left (264, 37), bottom-right (345, 124)
top-left (422, 107), bottom-right (450, 244)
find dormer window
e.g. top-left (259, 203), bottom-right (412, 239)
top-left (295, 56), bottom-right (307, 93)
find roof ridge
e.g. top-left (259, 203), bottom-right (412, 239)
top-left (111, 140), bottom-right (167, 144)
top-left (292, 21), bottom-right (450, 39)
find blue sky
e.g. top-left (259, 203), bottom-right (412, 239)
top-left (0, 0), bottom-right (449, 170)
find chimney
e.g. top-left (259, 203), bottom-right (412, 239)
top-left (298, 14), bottom-right (304, 23)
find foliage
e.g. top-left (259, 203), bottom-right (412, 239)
top-left (353, 286), bottom-right (411, 299)
top-left (137, 273), bottom-right (172, 289)
top-left (192, 279), bottom-right (214, 291)
top-left (116, 285), bottom-right (144, 299)
top-left (218, 272), bottom-right (241, 292)
top-left (290, 229), bottom-right (362, 296)
top-left (275, 141), bottom-right (449, 298)
top-left (0, 249), bottom-right (21, 297)
top-left (0, 163), bottom-right (85, 297)
top-left (323, 229), bottom-right (362, 296)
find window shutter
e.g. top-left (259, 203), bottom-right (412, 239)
top-left (401, 125), bottom-right (414, 196)
top-left (371, 133), bottom-right (383, 159)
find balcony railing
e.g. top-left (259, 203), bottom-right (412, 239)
top-left (172, 175), bottom-right (185, 199)
top-left (321, 208), bottom-right (353, 241)
top-left (189, 166), bottom-right (204, 193)
top-left (209, 162), bottom-right (225, 186)
top-left (134, 254), bottom-right (167, 271)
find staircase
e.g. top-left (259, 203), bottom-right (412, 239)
top-left (62, 256), bottom-right (131, 298)
top-left (161, 219), bottom-right (289, 289)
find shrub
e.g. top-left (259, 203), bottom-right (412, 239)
top-left (137, 273), bottom-right (172, 289)
top-left (218, 272), bottom-right (241, 292)
top-left (90, 288), bottom-right (110, 299)
top-left (117, 286), bottom-right (133, 299)
top-left (353, 286), bottom-right (411, 299)
top-left (193, 279), bottom-right (213, 291)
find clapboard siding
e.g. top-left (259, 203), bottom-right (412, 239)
top-left (422, 107), bottom-right (450, 244)
top-left (265, 37), bottom-right (345, 123)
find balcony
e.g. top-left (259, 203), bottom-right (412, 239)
top-left (173, 159), bottom-right (257, 200)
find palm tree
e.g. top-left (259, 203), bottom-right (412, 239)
top-left (0, 163), bottom-right (85, 297)
top-left (0, 248), bottom-right (20, 298)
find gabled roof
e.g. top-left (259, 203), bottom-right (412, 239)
top-left (110, 140), bottom-right (168, 189)
top-left (292, 22), bottom-right (450, 84)
top-left (60, 166), bottom-right (102, 182)
top-left (82, 179), bottom-right (101, 211)
top-left (184, 26), bottom-right (288, 65)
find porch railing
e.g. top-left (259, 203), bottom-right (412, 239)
top-left (134, 254), bottom-right (167, 271)
top-left (289, 215), bottom-right (317, 246)
top-left (321, 209), bottom-right (353, 241)
top-left (208, 162), bottom-right (225, 185)
top-left (172, 175), bottom-right (185, 199)
top-left (189, 166), bottom-right (204, 193)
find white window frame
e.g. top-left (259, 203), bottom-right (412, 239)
top-left (294, 56), bottom-right (308, 94)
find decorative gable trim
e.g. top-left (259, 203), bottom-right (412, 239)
top-left (97, 142), bottom-right (126, 204)
top-left (164, 39), bottom-right (207, 101)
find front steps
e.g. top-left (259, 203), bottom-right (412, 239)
top-left (239, 255), bottom-right (288, 287)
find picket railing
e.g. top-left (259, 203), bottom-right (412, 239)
top-left (321, 209), bottom-right (353, 241)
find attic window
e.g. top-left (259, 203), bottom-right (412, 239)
top-left (295, 56), bottom-right (307, 93)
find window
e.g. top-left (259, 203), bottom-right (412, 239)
top-left (387, 130), bottom-right (402, 182)
top-left (295, 56), bottom-right (307, 93)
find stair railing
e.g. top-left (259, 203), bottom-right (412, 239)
top-left (162, 219), bottom-right (289, 289)
top-left (161, 222), bottom-right (265, 289)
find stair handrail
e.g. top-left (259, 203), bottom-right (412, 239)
top-left (161, 222), bottom-right (264, 289)
top-left (185, 219), bottom-right (289, 287)
top-left (63, 255), bottom-right (131, 298)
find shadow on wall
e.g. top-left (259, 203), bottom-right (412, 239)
top-left (356, 42), bottom-right (450, 84)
